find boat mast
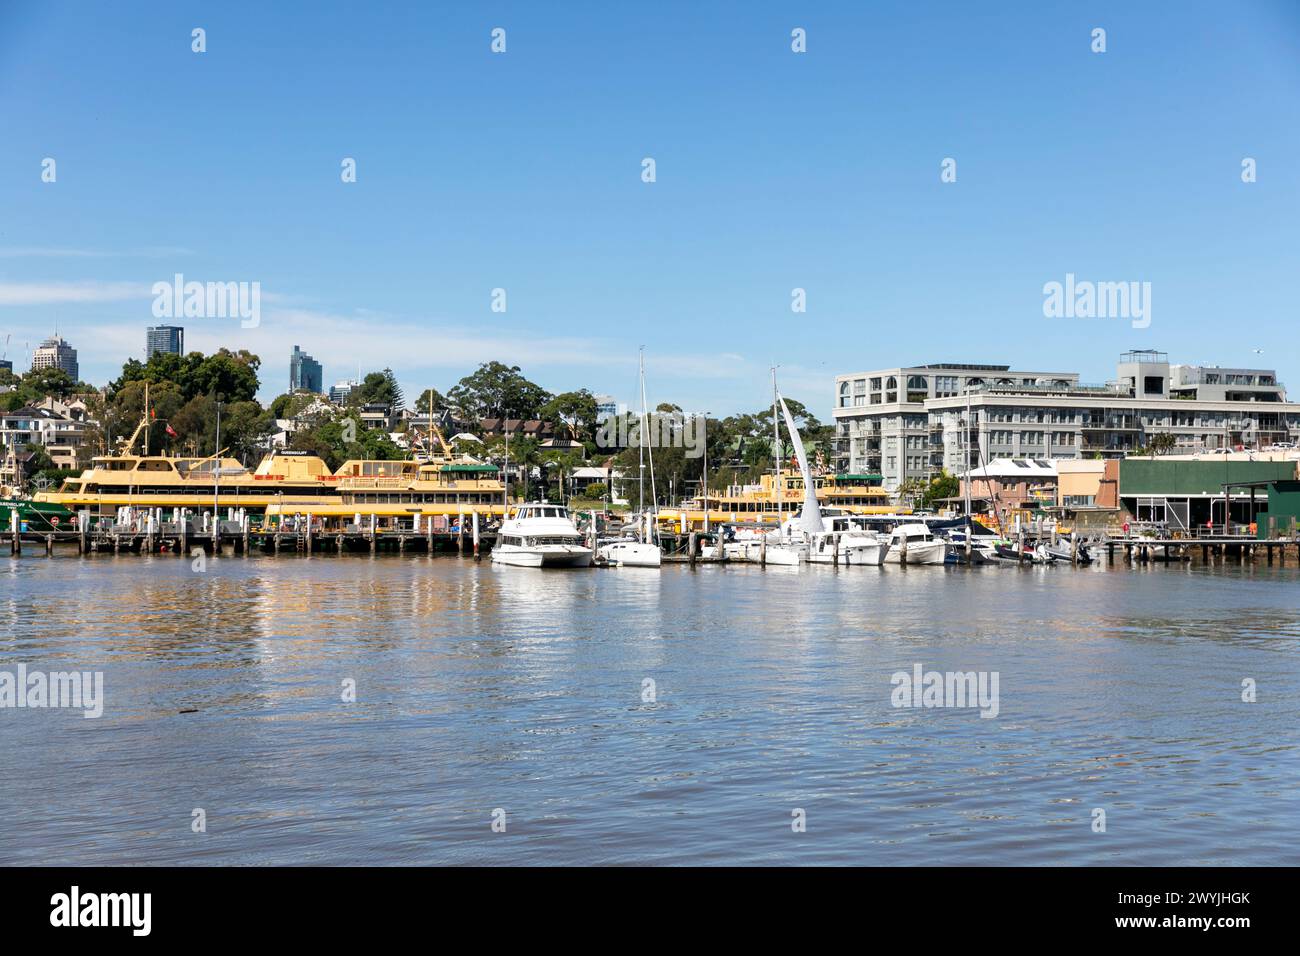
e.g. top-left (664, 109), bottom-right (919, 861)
top-left (771, 365), bottom-right (782, 531)
top-left (640, 348), bottom-right (659, 542)
top-left (638, 347), bottom-right (645, 539)
top-left (964, 386), bottom-right (972, 532)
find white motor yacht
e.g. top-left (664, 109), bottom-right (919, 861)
top-left (492, 503), bottom-right (593, 568)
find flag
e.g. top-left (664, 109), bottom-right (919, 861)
top-left (165, 424), bottom-right (178, 438)
top-left (150, 407), bottom-right (156, 419)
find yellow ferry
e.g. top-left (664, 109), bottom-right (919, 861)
top-left (34, 405), bottom-right (508, 527)
top-left (656, 472), bottom-right (901, 530)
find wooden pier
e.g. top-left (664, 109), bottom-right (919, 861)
top-left (8, 525), bottom-right (498, 558)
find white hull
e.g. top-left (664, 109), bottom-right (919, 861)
top-left (596, 541), bottom-right (662, 567)
top-left (492, 545), bottom-right (592, 568)
top-left (742, 541), bottom-right (802, 565)
top-left (807, 539), bottom-right (885, 566)
top-left (883, 540), bottom-right (948, 565)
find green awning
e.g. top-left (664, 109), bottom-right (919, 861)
top-left (833, 473), bottom-right (883, 483)
top-left (439, 464), bottom-right (499, 473)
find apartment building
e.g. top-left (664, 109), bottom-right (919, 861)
top-left (832, 362), bottom-right (1078, 489)
top-left (834, 351), bottom-right (1300, 490)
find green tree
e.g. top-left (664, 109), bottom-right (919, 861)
top-left (350, 369), bottom-right (403, 408)
top-left (540, 389), bottom-right (600, 446)
top-left (447, 361), bottom-right (552, 422)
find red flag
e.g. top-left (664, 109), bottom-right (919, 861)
top-left (165, 424), bottom-right (178, 438)
top-left (150, 407), bottom-right (157, 419)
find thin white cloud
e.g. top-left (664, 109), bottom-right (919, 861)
top-left (0, 246), bottom-right (194, 259)
top-left (0, 280), bottom-right (151, 305)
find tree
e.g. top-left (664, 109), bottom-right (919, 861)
top-left (1147, 432), bottom-right (1177, 456)
top-left (540, 390), bottom-right (600, 446)
top-left (350, 369), bottom-right (403, 409)
top-left (0, 367), bottom-right (94, 411)
top-left (447, 361), bottom-right (551, 422)
top-left (541, 449), bottom-right (586, 503)
top-left (412, 387), bottom-right (446, 415)
top-left (109, 349), bottom-right (260, 404)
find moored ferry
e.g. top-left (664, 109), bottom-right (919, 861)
top-left (33, 410), bottom-right (509, 527)
top-left (656, 472), bottom-right (902, 531)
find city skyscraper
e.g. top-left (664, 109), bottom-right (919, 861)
top-left (290, 345), bottom-right (323, 394)
top-left (146, 325), bottom-right (184, 359)
top-left (31, 335), bottom-right (78, 380)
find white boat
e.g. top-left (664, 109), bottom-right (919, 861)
top-left (796, 511), bottom-right (886, 566)
top-left (807, 528), bottom-right (886, 565)
top-left (595, 538), bottom-right (662, 567)
top-left (883, 523), bottom-right (949, 565)
top-left (491, 503), bottom-right (593, 568)
top-left (741, 537), bottom-right (803, 565)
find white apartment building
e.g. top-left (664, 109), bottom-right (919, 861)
top-left (832, 362), bottom-right (1078, 489)
top-left (834, 351), bottom-right (1300, 490)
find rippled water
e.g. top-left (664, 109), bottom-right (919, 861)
top-left (1, 551), bottom-right (1298, 865)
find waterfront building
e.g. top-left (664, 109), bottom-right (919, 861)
top-left (1116, 457), bottom-right (1297, 530)
top-left (834, 351), bottom-right (1300, 490)
top-left (31, 335), bottom-right (78, 380)
top-left (290, 346), bottom-right (323, 394)
top-left (145, 325), bottom-right (184, 358)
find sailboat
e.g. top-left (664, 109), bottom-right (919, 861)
top-left (740, 372), bottom-right (809, 566)
top-left (596, 349), bottom-right (661, 568)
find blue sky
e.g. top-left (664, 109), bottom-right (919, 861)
top-left (1, 0), bottom-right (1298, 416)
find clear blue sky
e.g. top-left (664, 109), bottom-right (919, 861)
top-left (1, 0), bottom-right (1298, 416)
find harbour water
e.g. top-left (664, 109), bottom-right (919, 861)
top-left (2, 553), bottom-right (1297, 866)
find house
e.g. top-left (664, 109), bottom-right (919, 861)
top-left (480, 418), bottom-right (556, 441)
top-left (0, 404), bottom-right (92, 471)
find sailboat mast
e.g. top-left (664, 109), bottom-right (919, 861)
top-left (771, 366), bottom-right (782, 528)
top-left (638, 348), bottom-right (645, 535)
top-left (641, 348), bottom-right (659, 541)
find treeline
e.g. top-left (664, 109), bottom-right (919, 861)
top-left (4, 353), bottom-right (834, 495)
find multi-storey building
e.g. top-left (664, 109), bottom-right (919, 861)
top-left (832, 362), bottom-right (1078, 489)
top-left (31, 336), bottom-right (78, 380)
top-left (290, 345), bottom-right (323, 394)
top-left (146, 325), bottom-right (184, 358)
top-left (328, 380), bottom-right (357, 404)
top-left (834, 351), bottom-right (1300, 490)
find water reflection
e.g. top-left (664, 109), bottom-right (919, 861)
top-left (1, 553), bottom-right (1297, 865)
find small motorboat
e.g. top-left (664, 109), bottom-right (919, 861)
top-left (595, 538), bottom-right (662, 567)
top-left (883, 523), bottom-right (948, 565)
top-left (1042, 539), bottom-right (1092, 564)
